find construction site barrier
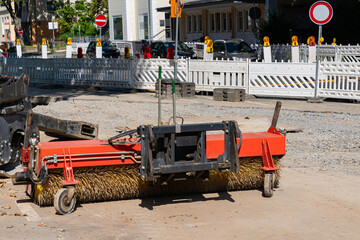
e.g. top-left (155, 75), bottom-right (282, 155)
top-left (0, 57), bottom-right (359, 100)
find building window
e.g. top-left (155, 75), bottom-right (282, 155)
top-left (113, 16), bottom-right (123, 40)
top-left (238, 11), bottom-right (243, 31)
top-left (222, 13), bottom-right (227, 32)
top-left (193, 15), bottom-right (197, 32)
top-left (215, 13), bottom-right (220, 32)
top-left (165, 13), bottom-right (171, 39)
top-left (228, 12), bottom-right (232, 31)
top-left (187, 15), bottom-right (192, 33)
top-left (46, 1), bottom-right (57, 13)
top-left (198, 15), bottom-right (202, 32)
top-left (210, 14), bottom-right (215, 32)
top-left (160, 20), bottom-right (165, 27)
top-left (245, 10), bottom-right (250, 30)
top-left (139, 13), bottom-right (149, 40)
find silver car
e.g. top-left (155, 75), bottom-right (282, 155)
top-left (213, 40), bottom-right (257, 61)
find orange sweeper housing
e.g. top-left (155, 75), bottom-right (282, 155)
top-left (13, 102), bottom-right (286, 215)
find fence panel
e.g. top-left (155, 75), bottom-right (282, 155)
top-left (3, 58), bottom-right (54, 85)
top-left (131, 58), bottom-right (187, 89)
top-left (319, 61), bottom-right (360, 99)
top-left (249, 62), bottom-right (317, 97)
top-left (188, 60), bottom-right (248, 91)
top-left (54, 58), bottom-right (132, 88)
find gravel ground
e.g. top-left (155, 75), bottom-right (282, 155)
top-left (33, 93), bottom-right (360, 175)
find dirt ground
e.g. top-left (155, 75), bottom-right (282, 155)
top-left (1, 87), bottom-right (360, 240)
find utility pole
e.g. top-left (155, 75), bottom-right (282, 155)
top-left (148, 0), bottom-right (152, 45)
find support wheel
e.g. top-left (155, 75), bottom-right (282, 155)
top-left (54, 188), bottom-right (76, 215)
top-left (263, 172), bottom-right (274, 198)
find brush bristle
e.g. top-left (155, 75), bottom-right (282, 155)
top-left (34, 157), bottom-right (281, 206)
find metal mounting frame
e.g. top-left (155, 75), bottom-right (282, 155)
top-left (138, 121), bottom-right (240, 182)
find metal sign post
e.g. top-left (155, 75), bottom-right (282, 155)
top-left (309, 1), bottom-right (333, 99)
top-left (48, 22), bottom-right (58, 52)
top-left (173, 1), bottom-right (180, 125)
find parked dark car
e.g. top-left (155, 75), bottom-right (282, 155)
top-left (150, 41), bottom-right (197, 59)
top-left (213, 39), bottom-right (257, 61)
top-left (86, 41), bottom-right (120, 58)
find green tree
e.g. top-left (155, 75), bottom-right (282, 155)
top-left (56, 0), bottom-right (106, 40)
top-left (0, 0), bottom-right (29, 38)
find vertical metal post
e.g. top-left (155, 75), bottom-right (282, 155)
top-left (79, 25), bottom-right (81, 40)
top-left (100, 27), bottom-right (102, 41)
top-left (314, 25), bottom-right (322, 98)
top-left (173, 0), bottom-right (179, 125)
top-left (158, 66), bottom-right (162, 126)
top-left (52, 21), bottom-right (55, 52)
top-left (148, 0), bottom-right (152, 45)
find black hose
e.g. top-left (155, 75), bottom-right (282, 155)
top-left (107, 129), bottom-right (138, 145)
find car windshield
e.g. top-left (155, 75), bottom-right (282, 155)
top-left (164, 42), bottom-right (190, 51)
top-left (102, 41), bottom-right (115, 47)
top-left (226, 42), bottom-right (253, 53)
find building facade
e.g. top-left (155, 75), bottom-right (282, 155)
top-left (0, 7), bottom-right (15, 46)
top-left (109, 0), bottom-right (266, 44)
top-left (109, 0), bottom-right (169, 42)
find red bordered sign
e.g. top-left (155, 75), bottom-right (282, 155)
top-left (309, 1), bottom-right (333, 25)
top-left (18, 29), bottom-right (23, 35)
top-left (95, 15), bottom-right (107, 27)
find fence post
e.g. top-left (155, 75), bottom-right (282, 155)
top-left (66, 38), bottom-right (72, 58)
top-left (96, 38), bottom-right (102, 58)
top-left (263, 36), bottom-right (271, 63)
top-left (42, 38), bottom-right (48, 59)
top-left (246, 58), bottom-right (250, 94)
top-left (16, 39), bottom-right (22, 58)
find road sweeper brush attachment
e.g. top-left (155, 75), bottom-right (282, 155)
top-left (13, 102), bottom-right (285, 214)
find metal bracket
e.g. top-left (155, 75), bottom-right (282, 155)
top-left (139, 121), bottom-right (242, 182)
top-left (60, 148), bottom-right (80, 186)
top-left (260, 138), bottom-right (280, 172)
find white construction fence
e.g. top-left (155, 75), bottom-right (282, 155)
top-left (0, 57), bottom-right (359, 100)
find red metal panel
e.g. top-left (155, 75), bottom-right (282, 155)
top-left (35, 128), bottom-right (285, 172)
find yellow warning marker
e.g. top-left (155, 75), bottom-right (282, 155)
top-left (320, 37), bottom-right (324, 45)
top-left (42, 38), bottom-right (47, 45)
top-left (263, 36), bottom-right (270, 47)
top-left (332, 38), bottom-right (336, 46)
top-left (67, 38), bottom-right (72, 45)
top-left (204, 36), bottom-right (213, 53)
top-left (16, 39), bottom-right (21, 45)
top-left (124, 47), bottom-right (130, 59)
top-left (307, 36), bottom-right (316, 46)
top-left (96, 38), bottom-right (102, 47)
top-left (291, 36), bottom-right (298, 47)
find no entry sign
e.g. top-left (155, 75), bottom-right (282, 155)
top-left (18, 29), bottom-right (23, 35)
top-left (309, 1), bottom-right (333, 25)
top-left (95, 15), bottom-right (107, 27)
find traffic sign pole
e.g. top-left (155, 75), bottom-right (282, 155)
top-left (95, 15), bottom-right (107, 42)
top-left (309, 1), bottom-right (333, 99)
top-left (314, 25), bottom-right (322, 98)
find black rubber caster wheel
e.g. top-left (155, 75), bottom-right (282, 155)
top-left (54, 188), bottom-right (76, 215)
top-left (263, 172), bottom-right (274, 198)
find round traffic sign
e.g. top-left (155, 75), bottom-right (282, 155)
top-left (18, 29), bottom-right (23, 35)
top-left (309, 1), bottom-right (333, 25)
top-left (95, 15), bottom-right (107, 27)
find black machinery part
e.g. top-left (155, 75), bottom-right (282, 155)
top-left (138, 121), bottom-right (242, 183)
